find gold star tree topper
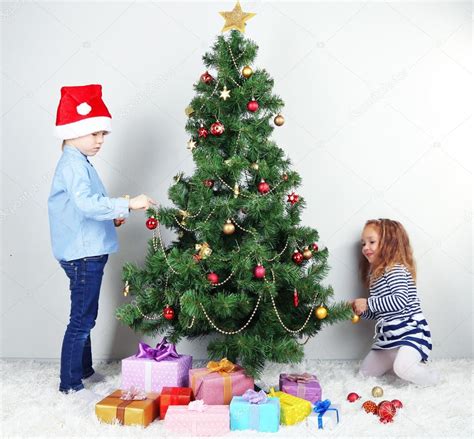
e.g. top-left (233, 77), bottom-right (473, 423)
top-left (219, 1), bottom-right (256, 33)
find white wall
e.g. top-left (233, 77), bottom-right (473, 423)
top-left (1, 1), bottom-right (472, 362)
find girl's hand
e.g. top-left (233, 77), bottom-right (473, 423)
top-left (114, 218), bottom-right (126, 227)
top-left (353, 298), bottom-right (368, 315)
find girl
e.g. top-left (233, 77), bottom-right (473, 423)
top-left (352, 218), bottom-right (439, 386)
top-left (48, 84), bottom-right (156, 401)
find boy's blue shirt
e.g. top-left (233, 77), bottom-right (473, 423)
top-left (48, 145), bottom-right (129, 261)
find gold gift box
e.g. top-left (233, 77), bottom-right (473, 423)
top-left (269, 389), bottom-right (312, 425)
top-left (95, 390), bottom-right (160, 427)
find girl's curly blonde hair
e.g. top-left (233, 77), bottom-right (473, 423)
top-left (360, 218), bottom-right (416, 287)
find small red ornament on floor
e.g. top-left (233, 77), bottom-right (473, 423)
top-left (247, 99), bottom-right (259, 112)
top-left (287, 192), bottom-right (299, 205)
top-left (198, 126), bottom-right (208, 138)
top-left (163, 305), bottom-right (174, 320)
top-left (292, 250), bottom-right (304, 265)
top-left (362, 400), bottom-right (378, 415)
top-left (293, 289), bottom-right (299, 307)
top-left (253, 264), bottom-right (266, 279)
top-left (347, 392), bottom-right (361, 403)
top-left (210, 121), bottom-right (225, 136)
top-left (200, 71), bottom-right (214, 84)
top-left (391, 399), bottom-right (403, 409)
top-left (146, 217), bottom-right (158, 230)
top-left (257, 179), bottom-right (270, 194)
top-left (207, 272), bottom-right (219, 285)
top-left (378, 401), bottom-right (396, 418)
top-left (379, 413), bottom-right (394, 424)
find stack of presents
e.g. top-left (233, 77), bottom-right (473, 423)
top-left (95, 339), bottom-right (340, 435)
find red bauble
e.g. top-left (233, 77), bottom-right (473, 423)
top-left (293, 289), bottom-right (299, 307)
top-left (207, 272), bottom-right (219, 285)
top-left (163, 305), bottom-right (174, 320)
top-left (200, 71), bottom-right (214, 84)
top-left (146, 217), bottom-right (158, 230)
top-left (391, 399), bottom-right (403, 410)
top-left (362, 400), bottom-right (378, 415)
top-left (254, 264), bottom-right (266, 279)
top-left (210, 121), bottom-right (225, 136)
top-left (292, 250), bottom-right (304, 265)
top-left (312, 242), bottom-right (319, 252)
top-left (198, 126), bottom-right (208, 138)
top-left (247, 99), bottom-right (259, 112)
top-left (287, 192), bottom-right (299, 205)
top-left (379, 413), bottom-right (394, 424)
top-left (257, 179), bottom-right (270, 194)
top-left (378, 401), bottom-right (396, 418)
top-left (347, 392), bottom-right (361, 403)
top-left (203, 179), bottom-right (214, 188)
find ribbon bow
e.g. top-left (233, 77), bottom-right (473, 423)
top-left (285, 373), bottom-right (317, 383)
top-left (207, 358), bottom-right (236, 375)
top-left (195, 242), bottom-right (212, 259)
top-left (242, 389), bottom-right (268, 404)
top-left (120, 387), bottom-right (147, 401)
top-left (135, 338), bottom-right (179, 362)
top-left (188, 400), bottom-right (206, 412)
top-left (314, 399), bottom-right (331, 415)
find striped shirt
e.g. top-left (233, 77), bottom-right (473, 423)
top-left (361, 264), bottom-right (432, 361)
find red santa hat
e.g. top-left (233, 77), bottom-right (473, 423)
top-left (55, 84), bottom-right (112, 139)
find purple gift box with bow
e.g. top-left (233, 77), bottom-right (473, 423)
top-left (121, 338), bottom-right (192, 393)
top-left (279, 372), bottom-right (322, 404)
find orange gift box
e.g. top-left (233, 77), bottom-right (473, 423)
top-left (160, 387), bottom-right (193, 419)
top-left (95, 389), bottom-right (160, 427)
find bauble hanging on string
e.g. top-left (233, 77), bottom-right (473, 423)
top-left (352, 314), bottom-right (360, 324)
top-left (163, 305), bottom-right (175, 320)
top-left (146, 217), bottom-right (158, 230)
top-left (210, 121), bottom-right (225, 136)
top-left (315, 305), bottom-right (328, 320)
top-left (198, 125), bottom-right (208, 138)
top-left (274, 114), bottom-right (285, 126)
top-left (242, 65), bottom-right (253, 78)
top-left (207, 272), bottom-right (219, 285)
top-left (257, 179), bottom-right (270, 194)
top-left (303, 247), bottom-right (312, 260)
top-left (250, 162), bottom-right (259, 171)
top-left (292, 249), bottom-right (304, 265)
top-left (253, 264), bottom-right (266, 279)
top-left (223, 219), bottom-right (235, 235)
top-left (312, 242), bottom-right (319, 252)
top-left (200, 71), bottom-right (214, 84)
top-left (247, 99), bottom-right (259, 112)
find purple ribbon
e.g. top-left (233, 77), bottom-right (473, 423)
top-left (242, 389), bottom-right (268, 405)
top-left (285, 373), bottom-right (317, 383)
top-left (135, 338), bottom-right (179, 361)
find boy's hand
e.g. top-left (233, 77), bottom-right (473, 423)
top-left (353, 298), bottom-right (368, 315)
top-left (114, 218), bottom-right (126, 227)
top-left (129, 194), bottom-right (157, 210)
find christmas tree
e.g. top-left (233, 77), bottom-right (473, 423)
top-left (116, 2), bottom-right (352, 378)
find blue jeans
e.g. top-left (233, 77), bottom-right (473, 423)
top-left (59, 254), bottom-right (108, 392)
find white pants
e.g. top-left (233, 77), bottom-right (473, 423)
top-left (359, 346), bottom-right (439, 386)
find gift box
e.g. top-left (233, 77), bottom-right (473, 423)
top-left (306, 399), bottom-right (340, 430)
top-left (160, 386), bottom-right (193, 420)
top-left (164, 400), bottom-right (230, 436)
top-left (279, 372), bottom-right (322, 404)
top-left (268, 388), bottom-right (312, 425)
top-left (230, 389), bottom-right (280, 432)
top-left (189, 358), bottom-right (254, 405)
top-left (95, 388), bottom-right (159, 427)
top-left (121, 339), bottom-right (192, 393)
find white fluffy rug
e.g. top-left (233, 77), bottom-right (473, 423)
top-left (1, 358), bottom-right (472, 438)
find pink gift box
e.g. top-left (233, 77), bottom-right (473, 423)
top-left (164, 404), bottom-right (230, 436)
top-left (121, 354), bottom-right (192, 393)
top-left (189, 365), bottom-right (254, 405)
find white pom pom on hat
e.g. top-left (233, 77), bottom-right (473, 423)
top-left (55, 84), bottom-right (112, 139)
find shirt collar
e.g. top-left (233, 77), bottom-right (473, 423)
top-left (63, 145), bottom-right (91, 164)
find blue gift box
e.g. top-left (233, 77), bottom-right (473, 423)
top-left (230, 395), bottom-right (280, 432)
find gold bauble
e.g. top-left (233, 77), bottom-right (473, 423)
top-left (351, 314), bottom-right (360, 324)
top-left (274, 114), bottom-right (285, 126)
top-left (223, 219), bottom-right (236, 235)
top-left (250, 162), bottom-right (259, 171)
top-left (315, 305), bottom-right (328, 320)
top-left (303, 247), bottom-right (312, 260)
top-left (242, 65), bottom-right (253, 78)
top-left (371, 386), bottom-right (383, 398)
top-left (185, 106), bottom-right (194, 117)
